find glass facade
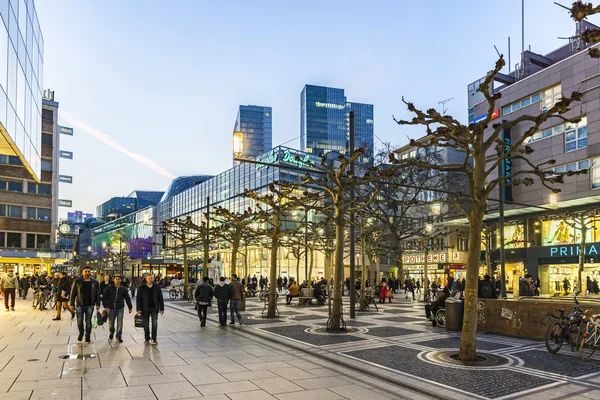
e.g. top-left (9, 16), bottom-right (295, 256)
top-left (0, 0), bottom-right (44, 180)
top-left (300, 85), bottom-right (374, 163)
top-left (233, 105), bottom-right (272, 162)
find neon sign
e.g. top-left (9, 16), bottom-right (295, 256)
top-left (255, 149), bottom-right (314, 171)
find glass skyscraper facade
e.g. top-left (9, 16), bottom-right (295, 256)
top-left (0, 0), bottom-right (44, 180)
top-left (233, 105), bottom-right (272, 163)
top-left (300, 85), bottom-right (374, 163)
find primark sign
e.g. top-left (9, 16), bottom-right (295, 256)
top-left (547, 243), bottom-right (600, 257)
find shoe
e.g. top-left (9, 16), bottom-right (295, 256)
top-left (238, 318), bottom-right (243, 325)
top-left (229, 321), bottom-right (235, 325)
top-left (52, 317), bottom-right (60, 321)
top-left (85, 337), bottom-right (91, 343)
top-left (109, 333), bottom-right (114, 340)
top-left (71, 313), bottom-right (75, 320)
top-left (77, 334), bottom-right (84, 342)
top-left (11, 307), bottom-right (14, 311)
top-left (150, 340), bottom-right (157, 345)
top-left (144, 340), bottom-right (150, 345)
top-left (116, 338), bottom-right (123, 343)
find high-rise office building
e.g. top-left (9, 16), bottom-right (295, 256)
top-left (300, 85), bottom-right (374, 162)
top-left (233, 105), bottom-right (272, 164)
top-left (0, 0), bottom-right (44, 180)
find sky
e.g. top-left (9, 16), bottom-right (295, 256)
top-left (34, 0), bottom-right (598, 218)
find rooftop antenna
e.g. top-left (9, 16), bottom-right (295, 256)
top-left (438, 98), bottom-right (454, 116)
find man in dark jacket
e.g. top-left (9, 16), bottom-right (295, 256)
top-left (229, 274), bottom-right (243, 325)
top-left (519, 274), bottom-right (533, 297)
top-left (69, 267), bottom-right (101, 343)
top-left (103, 275), bottom-right (133, 342)
top-left (213, 277), bottom-right (231, 327)
top-left (53, 272), bottom-right (75, 320)
top-left (194, 276), bottom-right (213, 327)
top-left (425, 286), bottom-right (450, 325)
top-left (136, 274), bottom-right (164, 345)
top-left (19, 274), bottom-right (30, 299)
top-left (478, 275), bottom-right (496, 299)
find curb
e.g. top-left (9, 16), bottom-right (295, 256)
top-left (165, 303), bottom-right (453, 400)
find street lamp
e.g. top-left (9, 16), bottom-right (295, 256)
top-left (425, 223), bottom-right (434, 233)
top-left (549, 193), bottom-right (558, 209)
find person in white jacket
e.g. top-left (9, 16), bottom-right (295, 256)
top-left (0, 269), bottom-right (19, 311)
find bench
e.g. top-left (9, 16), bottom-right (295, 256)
top-left (297, 296), bottom-right (316, 305)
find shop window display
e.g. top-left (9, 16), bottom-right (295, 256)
top-left (542, 220), bottom-right (595, 246)
top-left (502, 224), bottom-right (525, 248)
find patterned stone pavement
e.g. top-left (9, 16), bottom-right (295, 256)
top-left (165, 292), bottom-right (600, 400)
top-left (0, 296), bottom-right (434, 400)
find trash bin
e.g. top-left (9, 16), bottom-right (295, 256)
top-left (445, 298), bottom-right (464, 331)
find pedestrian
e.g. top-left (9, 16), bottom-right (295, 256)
top-left (0, 269), bottom-right (19, 311)
top-left (194, 276), bottom-right (213, 327)
top-left (53, 272), bottom-right (75, 320)
top-left (15, 272), bottom-right (20, 298)
top-left (69, 267), bottom-right (101, 343)
top-left (100, 275), bottom-right (111, 301)
top-left (103, 275), bottom-right (133, 343)
top-left (213, 276), bottom-right (231, 327)
top-left (277, 276), bottom-right (283, 293)
top-left (136, 274), bottom-right (164, 345)
top-left (20, 274), bottom-right (30, 299)
top-left (478, 275), bottom-right (496, 299)
top-left (519, 274), bottom-right (534, 297)
top-left (229, 274), bottom-right (243, 325)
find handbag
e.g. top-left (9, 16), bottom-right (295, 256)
top-left (96, 311), bottom-right (105, 327)
top-left (92, 312), bottom-right (98, 329)
top-left (134, 314), bottom-right (144, 328)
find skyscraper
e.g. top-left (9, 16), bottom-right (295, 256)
top-left (300, 85), bottom-right (374, 162)
top-left (233, 105), bottom-right (272, 163)
top-left (0, 0), bottom-right (45, 180)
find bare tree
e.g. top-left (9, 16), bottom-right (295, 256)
top-left (571, 2), bottom-right (600, 57)
top-left (391, 55), bottom-right (584, 361)
top-left (213, 207), bottom-right (257, 277)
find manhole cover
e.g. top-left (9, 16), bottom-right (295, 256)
top-left (27, 359), bottom-right (39, 362)
top-left (421, 350), bottom-right (513, 369)
top-left (308, 327), bottom-right (368, 335)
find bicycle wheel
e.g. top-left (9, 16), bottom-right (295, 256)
top-left (39, 295), bottom-right (46, 311)
top-left (187, 291), bottom-right (194, 304)
top-left (434, 309), bottom-right (446, 328)
top-left (169, 289), bottom-right (177, 300)
top-left (47, 295), bottom-right (56, 310)
top-left (545, 322), bottom-right (564, 354)
top-left (579, 329), bottom-right (598, 360)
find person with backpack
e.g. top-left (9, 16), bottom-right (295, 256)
top-left (194, 276), bottom-right (213, 327)
top-left (478, 275), bottom-right (496, 299)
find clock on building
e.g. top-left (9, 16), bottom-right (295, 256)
top-left (58, 224), bottom-right (71, 235)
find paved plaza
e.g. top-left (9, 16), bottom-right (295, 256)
top-left (1, 294), bottom-right (600, 400)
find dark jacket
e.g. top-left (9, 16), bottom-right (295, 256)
top-left (519, 279), bottom-right (532, 297)
top-left (100, 281), bottom-right (111, 297)
top-left (194, 282), bottom-right (213, 304)
top-left (478, 279), bottom-right (496, 299)
top-left (69, 278), bottom-right (101, 307)
top-left (19, 277), bottom-right (30, 290)
top-left (57, 277), bottom-right (72, 302)
top-left (213, 282), bottom-right (231, 302)
top-left (431, 292), bottom-right (450, 309)
top-left (103, 285), bottom-right (133, 310)
top-left (136, 283), bottom-right (164, 313)
top-left (229, 280), bottom-right (243, 300)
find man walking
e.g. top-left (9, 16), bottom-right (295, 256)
top-left (19, 274), bottom-right (30, 299)
top-left (0, 269), bottom-right (18, 311)
top-left (53, 272), bottom-right (75, 320)
top-left (103, 275), bottom-right (133, 343)
top-left (194, 276), bottom-right (213, 327)
top-left (69, 267), bottom-right (101, 343)
top-left (229, 274), bottom-right (243, 325)
top-left (136, 274), bottom-right (164, 345)
top-left (213, 277), bottom-right (230, 327)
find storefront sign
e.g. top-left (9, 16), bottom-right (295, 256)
top-left (452, 252), bottom-right (460, 261)
top-left (501, 126), bottom-right (513, 202)
top-left (449, 264), bottom-right (465, 269)
top-left (403, 253), bottom-right (447, 264)
top-left (549, 243), bottom-right (599, 257)
top-left (256, 150), bottom-right (278, 170)
top-left (256, 149), bottom-right (314, 171)
top-left (472, 109), bottom-right (499, 124)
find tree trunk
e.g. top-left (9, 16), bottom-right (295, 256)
top-left (308, 246), bottom-right (314, 283)
top-left (231, 232), bottom-right (241, 277)
top-left (329, 208), bottom-right (345, 331)
top-left (267, 214), bottom-right (279, 318)
top-left (203, 237), bottom-right (209, 279)
top-left (359, 227), bottom-right (367, 311)
top-left (579, 222), bottom-right (587, 294)
top-left (485, 234), bottom-right (492, 277)
top-left (423, 239), bottom-right (429, 302)
top-left (182, 237), bottom-right (189, 286)
top-left (459, 201), bottom-right (486, 361)
top-left (396, 245), bottom-right (404, 283)
top-left (296, 255), bottom-right (301, 282)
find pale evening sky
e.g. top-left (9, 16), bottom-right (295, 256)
top-left (34, 0), bottom-right (597, 218)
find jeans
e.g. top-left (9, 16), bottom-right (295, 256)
top-left (3, 288), bottom-right (15, 309)
top-left (142, 308), bottom-right (158, 341)
top-left (217, 300), bottom-right (228, 326)
top-left (230, 299), bottom-right (242, 323)
top-left (197, 304), bottom-right (208, 326)
top-left (76, 306), bottom-right (94, 339)
top-left (286, 294), bottom-right (298, 304)
top-left (108, 308), bottom-right (125, 338)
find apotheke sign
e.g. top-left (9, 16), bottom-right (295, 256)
top-left (548, 243), bottom-right (599, 257)
top-left (403, 253), bottom-right (447, 264)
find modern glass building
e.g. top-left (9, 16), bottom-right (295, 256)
top-left (96, 190), bottom-right (164, 221)
top-left (233, 105), bottom-right (272, 164)
top-left (0, 0), bottom-right (44, 180)
top-left (300, 85), bottom-right (374, 163)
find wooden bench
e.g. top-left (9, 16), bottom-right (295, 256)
top-left (297, 296), bottom-right (316, 305)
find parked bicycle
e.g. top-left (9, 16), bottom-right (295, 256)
top-left (169, 285), bottom-right (184, 300)
top-left (545, 291), bottom-right (584, 354)
top-left (578, 311), bottom-right (600, 360)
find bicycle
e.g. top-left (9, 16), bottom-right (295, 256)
top-left (169, 286), bottom-right (184, 300)
top-left (578, 312), bottom-right (600, 360)
top-left (545, 291), bottom-right (584, 354)
top-left (32, 288), bottom-right (51, 310)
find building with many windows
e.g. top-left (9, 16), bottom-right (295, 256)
top-left (465, 20), bottom-right (600, 295)
top-left (300, 85), bottom-right (374, 163)
top-left (233, 105), bottom-right (272, 164)
top-left (96, 190), bottom-right (164, 221)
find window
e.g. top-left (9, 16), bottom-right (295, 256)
top-left (7, 181), bottom-right (22, 192)
top-left (37, 208), bottom-right (51, 220)
top-left (26, 234), bottom-right (35, 248)
top-left (8, 205), bottom-right (22, 218)
top-left (565, 117), bottom-right (588, 152)
top-left (502, 89), bottom-right (545, 116)
top-left (41, 160), bottom-right (51, 171)
top-left (38, 184), bottom-right (51, 195)
top-left (37, 235), bottom-right (50, 250)
top-left (0, 181), bottom-right (5, 191)
top-left (468, 107), bottom-right (475, 123)
top-left (6, 233), bottom-right (20, 247)
top-left (0, 232), bottom-right (4, 247)
top-left (27, 207), bottom-right (36, 219)
top-left (27, 183), bottom-right (36, 194)
top-left (8, 156), bottom-right (22, 166)
top-left (592, 158), bottom-right (600, 189)
top-left (42, 109), bottom-right (53, 121)
top-left (41, 133), bottom-right (52, 146)
top-left (541, 84), bottom-right (562, 112)
top-left (458, 237), bottom-right (469, 252)
top-left (548, 159), bottom-right (590, 179)
top-left (526, 116), bottom-right (586, 145)
top-left (0, 205), bottom-right (5, 216)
